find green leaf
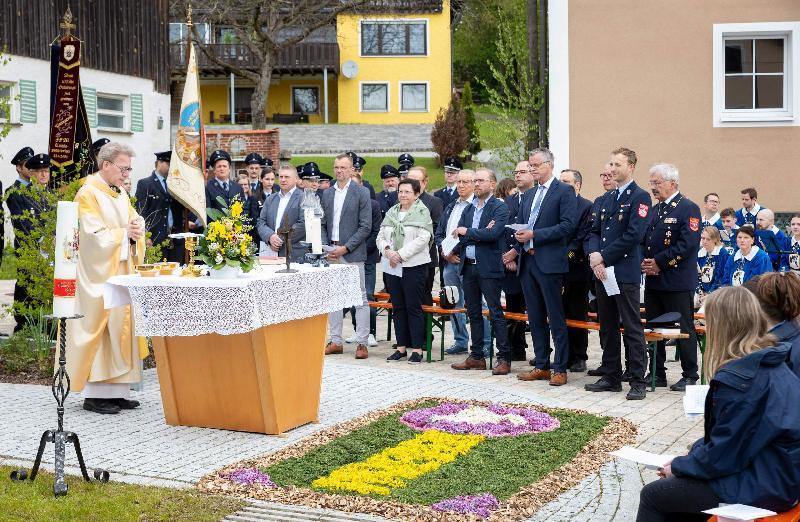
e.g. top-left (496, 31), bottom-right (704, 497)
top-left (226, 259), bottom-right (240, 267)
top-left (206, 208), bottom-right (224, 222)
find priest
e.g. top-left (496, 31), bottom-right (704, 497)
top-left (65, 142), bottom-right (147, 415)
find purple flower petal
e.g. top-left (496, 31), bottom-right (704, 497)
top-left (225, 467), bottom-right (277, 487)
top-left (431, 493), bottom-right (500, 518)
top-left (400, 402), bottom-right (560, 437)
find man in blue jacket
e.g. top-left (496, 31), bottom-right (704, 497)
top-left (507, 148), bottom-right (577, 386)
top-left (584, 147), bottom-right (651, 400)
top-left (450, 168), bottom-right (511, 373)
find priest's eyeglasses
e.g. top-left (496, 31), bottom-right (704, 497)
top-left (111, 162), bottom-right (133, 173)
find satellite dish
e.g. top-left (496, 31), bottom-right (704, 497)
top-left (342, 60), bottom-right (359, 79)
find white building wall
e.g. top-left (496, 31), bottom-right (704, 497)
top-left (0, 54), bottom-right (171, 193)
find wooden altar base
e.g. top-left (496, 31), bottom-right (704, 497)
top-left (151, 314), bottom-right (327, 435)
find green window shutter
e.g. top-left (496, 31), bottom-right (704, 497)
top-left (130, 93), bottom-right (143, 132)
top-left (18, 80), bottom-right (36, 123)
top-left (83, 87), bottom-right (97, 128)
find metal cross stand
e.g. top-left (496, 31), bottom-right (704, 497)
top-left (276, 225), bottom-right (298, 274)
top-left (10, 315), bottom-right (109, 496)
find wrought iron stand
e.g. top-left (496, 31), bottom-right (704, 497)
top-left (9, 315), bottom-right (109, 496)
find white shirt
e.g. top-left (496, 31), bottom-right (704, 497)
top-left (616, 179), bottom-right (634, 198)
top-left (330, 179), bottom-right (351, 241)
top-left (703, 212), bottom-right (720, 224)
top-left (734, 245), bottom-right (761, 262)
top-left (445, 194), bottom-right (474, 235)
top-left (274, 187), bottom-right (296, 231)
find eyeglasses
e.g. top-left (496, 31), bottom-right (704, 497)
top-left (648, 180), bottom-right (666, 187)
top-left (599, 173), bottom-right (612, 179)
top-left (110, 162), bottom-right (133, 173)
top-left (529, 161), bottom-right (551, 170)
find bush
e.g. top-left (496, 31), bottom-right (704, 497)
top-left (430, 93), bottom-right (469, 165)
top-left (462, 82), bottom-right (481, 156)
top-left (0, 318), bottom-right (54, 375)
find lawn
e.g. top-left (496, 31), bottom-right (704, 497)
top-left (0, 248), bottom-right (16, 280)
top-left (291, 156), bottom-right (480, 191)
top-left (0, 466), bottom-right (244, 521)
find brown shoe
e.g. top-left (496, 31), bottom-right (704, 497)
top-left (451, 357), bottom-right (487, 370)
top-left (324, 342), bottom-right (343, 355)
top-left (355, 344), bottom-right (369, 359)
top-left (517, 368), bottom-right (552, 381)
top-left (549, 372), bottom-right (568, 386)
top-left (491, 360), bottom-right (511, 375)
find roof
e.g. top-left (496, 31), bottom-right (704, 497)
top-left (349, 0), bottom-right (444, 14)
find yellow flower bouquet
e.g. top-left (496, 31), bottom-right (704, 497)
top-left (197, 196), bottom-right (257, 272)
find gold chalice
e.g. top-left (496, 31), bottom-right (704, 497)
top-left (168, 232), bottom-right (204, 277)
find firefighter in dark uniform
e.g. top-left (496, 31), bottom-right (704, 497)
top-left (397, 153), bottom-right (415, 177)
top-left (434, 157), bottom-right (463, 210)
top-left (584, 147), bottom-right (651, 400)
top-left (641, 163), bottom-right (701, 391)
top-left (134, 151), bottom-right (185, 263)
top-left (376, 164), bottom-right (400, 217)
top-left (347, 152), bottom-right (376, 199)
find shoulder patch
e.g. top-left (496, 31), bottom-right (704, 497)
top-left (689, 217), bottom-right (699, 232)
top-left (638, 203), bottom-right (648, 218)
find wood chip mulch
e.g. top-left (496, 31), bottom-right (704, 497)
top-left (197, 397), bottom-right (638, 521)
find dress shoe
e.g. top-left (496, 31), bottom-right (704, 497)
top-left (587, 367), bottom-right (603, 376)
top-left (517, 368), bottom-right (551, 381)
top-left (386, 350), bottom-right (407, 361)
top-left (451, 357), bottom-right (487, 370)
top-left (584, 377), bottom-right (623, 392)
top-left (109, 398), bottom-right (140, 409)
top-left (669, 377), bottom-right (697, 392)
top-left (355, 344), bottom-right (369, 359)
top-left (645, 374), bottom-right (668, 387)
top-left (569, 361), bottom-right (587, 372)
top-left (83, 398), bottom-right (120, 414)
top-left (445, 345), bottom-right (468, 355)
top-left (550, 372), bottom-right (568, 386)
top-left (408, 352), bottom-right (423, 364)
top-left (492, 360), bottom-right (511, 375)
top-left (626, 384), bottom-right (647, 400)
top-left (324, 342), bottom-right (343, 355)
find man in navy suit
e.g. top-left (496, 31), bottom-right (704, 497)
top-left (505, 148), bottom-right (577, 386)
top-left (134, 151), bottom-right (185, 262)
top-left (450, 168), bottom-right (511, 374)
top-left (559, 169), bottom-right (594, 372)
top-left (584, 147), bottom-right (651, 400)
top-left (434, 157), bottom-right (463, 210)
top-left (205, 149), bottom-right (244, 215)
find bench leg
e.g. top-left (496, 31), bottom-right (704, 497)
top-left (698, 334), bottom-right (706, 385)
top-left (489, 324), bottom-right (494, 369)
top-left (387, 309), bottom-right (393, 341)
top-left (649, 342), bottom-right (657, 392)
top-left (425, 313), bottom-right (433, 363)
top-left (439, 319), bottom-right (445, 361)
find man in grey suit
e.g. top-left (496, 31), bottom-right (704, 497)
top-left (321, 153), bottom-right (373, 359)
top-left (256, 164), bottom-right (306, 262)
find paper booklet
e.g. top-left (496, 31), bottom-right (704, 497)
top-left (610, 446), bottom-right (675, 470)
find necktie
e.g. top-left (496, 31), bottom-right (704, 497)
top-left (223, 181), bottom-right (229, 193)
top-left (526, 185), bottom-right (546, 249)
top-left (613, 188), bottom-right (620, 200)
top-left (160, 178), bottom-right (174, 229)
top-left (252, 182), bottom-right (258, 192)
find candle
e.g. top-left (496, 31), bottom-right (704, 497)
top-left (53, 201), bottom-right (79, 317)
top-left (304, 208), bottom-right (323, 255)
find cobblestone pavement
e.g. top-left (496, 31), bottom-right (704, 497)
top-left (0, 278), bottom-right (702, 521)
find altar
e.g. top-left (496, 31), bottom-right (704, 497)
top-left (104, 264), bottom-right (362, 435)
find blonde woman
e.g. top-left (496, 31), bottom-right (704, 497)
top-left (637, 286), bottom-right (800, 521)
top-left (376, 178), bottom-right (433, 364)
top-left (695, 226), bottom-right (730, 307)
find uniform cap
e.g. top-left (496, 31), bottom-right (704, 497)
top-left (154, 151), bottom-right (172, 162)
top-left (11, 146), bottom-right (34, 166)
top-left (353, 155), bottom-right (367, 170)
top-left (209, 149), bottom-right (232, 166)
top-left (24, 153), bottom-right (50, 170)
top-left (91, 138), bottom-right (111, 153)
top-left (443, 157), bottom-right (463, 171)
top-left (244, 152), bottom-right (263, 165)
top-left (380, 164), bottom-right (400, 179)
top-left (397, 153), bottom-right (415, 166)
top-left (301, 162), bottom-right (321, 179)
top-left (260, 157), bottom-right (274, 167)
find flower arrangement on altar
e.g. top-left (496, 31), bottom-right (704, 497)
top-left (196, 196), bottom-right (257, 272)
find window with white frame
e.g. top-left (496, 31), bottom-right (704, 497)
top-left (361, 20), bottom-right (427, 56)
top-left (97, 93), bottom-right (127, 130)
top-left (0, 81), bottom-right (15, 122)
top-left (713, 22), bottom-right (800, 126)
top-left (400, 82), bottom-right (428, 112)
top-left (292, 86), bottom-right (320, 114)
top-left (361, 83), bottom-right (389, 112)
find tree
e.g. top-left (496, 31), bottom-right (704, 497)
top-left (171, 0), bottom-right (371, 130)
top-left (430, 93), bottom-right (469, 164)
top-left (461, 81), bottom-right (480, 156)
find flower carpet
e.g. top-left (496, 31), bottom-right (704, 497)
top-left (199, 398), bottom-right (636, 521)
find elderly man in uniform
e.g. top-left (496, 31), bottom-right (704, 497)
top-left (584, 147), bottom-right (651, 400)
top-left (66, 142), bottom-right (146, 414)
top-left (205, 150), bottom-right (244, 215)
top-left (641, 163), bottom-right (701, 391)
top-left (756, 208), bottom-right (790, 271)
top-left (434, 157), bottom-right (463, 210)
top-left (134, 151), bottom-right (185, 263)
top-left (376, 164), bottom-right (400, 217)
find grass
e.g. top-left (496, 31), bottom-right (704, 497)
top-left (0, 248), bottom-right (16, 280)
top-left (0, 466), bottom-right (245, 521)
top-left (263, 400), bottom-right (609, 505)
top-left (291, 156), bottom-right (479, 191)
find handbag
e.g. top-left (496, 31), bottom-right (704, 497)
top-left (439, 286), bottom-right (460, 309)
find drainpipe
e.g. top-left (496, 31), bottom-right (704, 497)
top-left (323, 67), bottom-right (329, 124)
top-left (229, 72), bottom-right (236, 124)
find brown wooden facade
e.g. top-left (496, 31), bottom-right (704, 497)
top-left (1, 0), bottom-right (170, 93)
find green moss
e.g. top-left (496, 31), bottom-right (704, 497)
top-left (0, 466), bottom-right (244, 521)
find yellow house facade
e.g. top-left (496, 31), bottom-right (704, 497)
top-left (174, 0), bottom-right (451, 126)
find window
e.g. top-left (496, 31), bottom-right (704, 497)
top-left (400, 82), bottom-right (428, 112)
top-left (292, 87), bottom-right (319, 114)
top-left (361, 20), bottom-right (427, 56)
top-left (0, 82), bottom-right (14, 122)
top-left (96, 93), bottom-right (127, 130)
top-left (169, 22), bottom-right (209, 43)
top-left (361, 83), bottom-right (389, 112)
top-left (713, 22), bottom-right (800, 127)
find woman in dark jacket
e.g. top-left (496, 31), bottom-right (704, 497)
top-left (745, 271), bottom-right (800, 379)
top-left (637, 286), bottom-right (800, 522)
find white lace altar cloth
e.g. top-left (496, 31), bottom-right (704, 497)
top-left (103, 264), bottom-right (362, 337)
